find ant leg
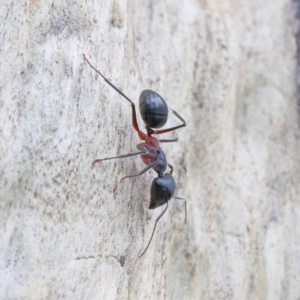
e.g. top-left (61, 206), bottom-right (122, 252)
top-left (92, 150), bottom-right (147, 165)
top-left (154, 108), bottom-right (186, 135)
top-left (174, 197), bottom-right (187, 224)
top-left (167, 163), bottom-right (186, 223)
top-left (136, 142), bottom-right (147, 151)
top-left (120, 160), bottom-right (159, 182)
top-left (138, 201), bottom-right (169, 258)
top-left (159, 137), bottom-right (178, 143)
top-left (82, 54), bottom-right (146, 140)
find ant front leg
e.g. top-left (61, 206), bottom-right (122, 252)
top-left (82, 54), bottom-right (146, 141)
top-left (120, 158), bottom-right (159, 182)
top-left (154, 108), bottom-right (186, 135)
top-left (168, 163), bottom-right (174, 174)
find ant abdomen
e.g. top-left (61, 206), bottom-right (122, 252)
top-left (139, 90), bottom-right (168, 128)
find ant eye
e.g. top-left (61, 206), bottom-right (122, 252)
top-left (156, 150), bottom-right (160, 154)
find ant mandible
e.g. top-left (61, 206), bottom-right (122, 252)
top-left (82, 54), bottom-right (186, 258)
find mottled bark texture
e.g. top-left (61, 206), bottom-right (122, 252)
top-left (1, 0), bottom-right (300, 299)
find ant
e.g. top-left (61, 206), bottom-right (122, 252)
top-left (82, 54), bottom-right (186, 258)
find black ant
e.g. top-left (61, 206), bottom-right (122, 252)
top-left (82, 54), bottom-right (186, 258)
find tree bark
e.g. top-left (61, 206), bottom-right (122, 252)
top-left (1, 0), bottom-right (300, 299)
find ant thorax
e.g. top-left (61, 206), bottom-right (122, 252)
top-left (138, 137), bottom-right (168, 176)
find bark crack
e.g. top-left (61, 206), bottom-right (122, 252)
top-left (75, 254), bottom-right (103, 260)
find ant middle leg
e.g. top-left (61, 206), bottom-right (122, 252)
top-left (159, 137), bottom-right (179, 143)
top-left (92, 150), bottom-right (147, 165)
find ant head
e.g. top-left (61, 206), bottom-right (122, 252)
top-left (139, 90), bottom-right (169, 128)
top-left (149, 173), bottom-right (176, 209)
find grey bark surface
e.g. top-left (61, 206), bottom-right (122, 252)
top-left (1, 0), bottom-right (300, 299)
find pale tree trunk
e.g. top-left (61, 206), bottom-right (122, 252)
top-left (1, 0), bottom-right (300, 299)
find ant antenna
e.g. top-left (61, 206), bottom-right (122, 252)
top-left (138, 200), bottom-right (169, 258)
